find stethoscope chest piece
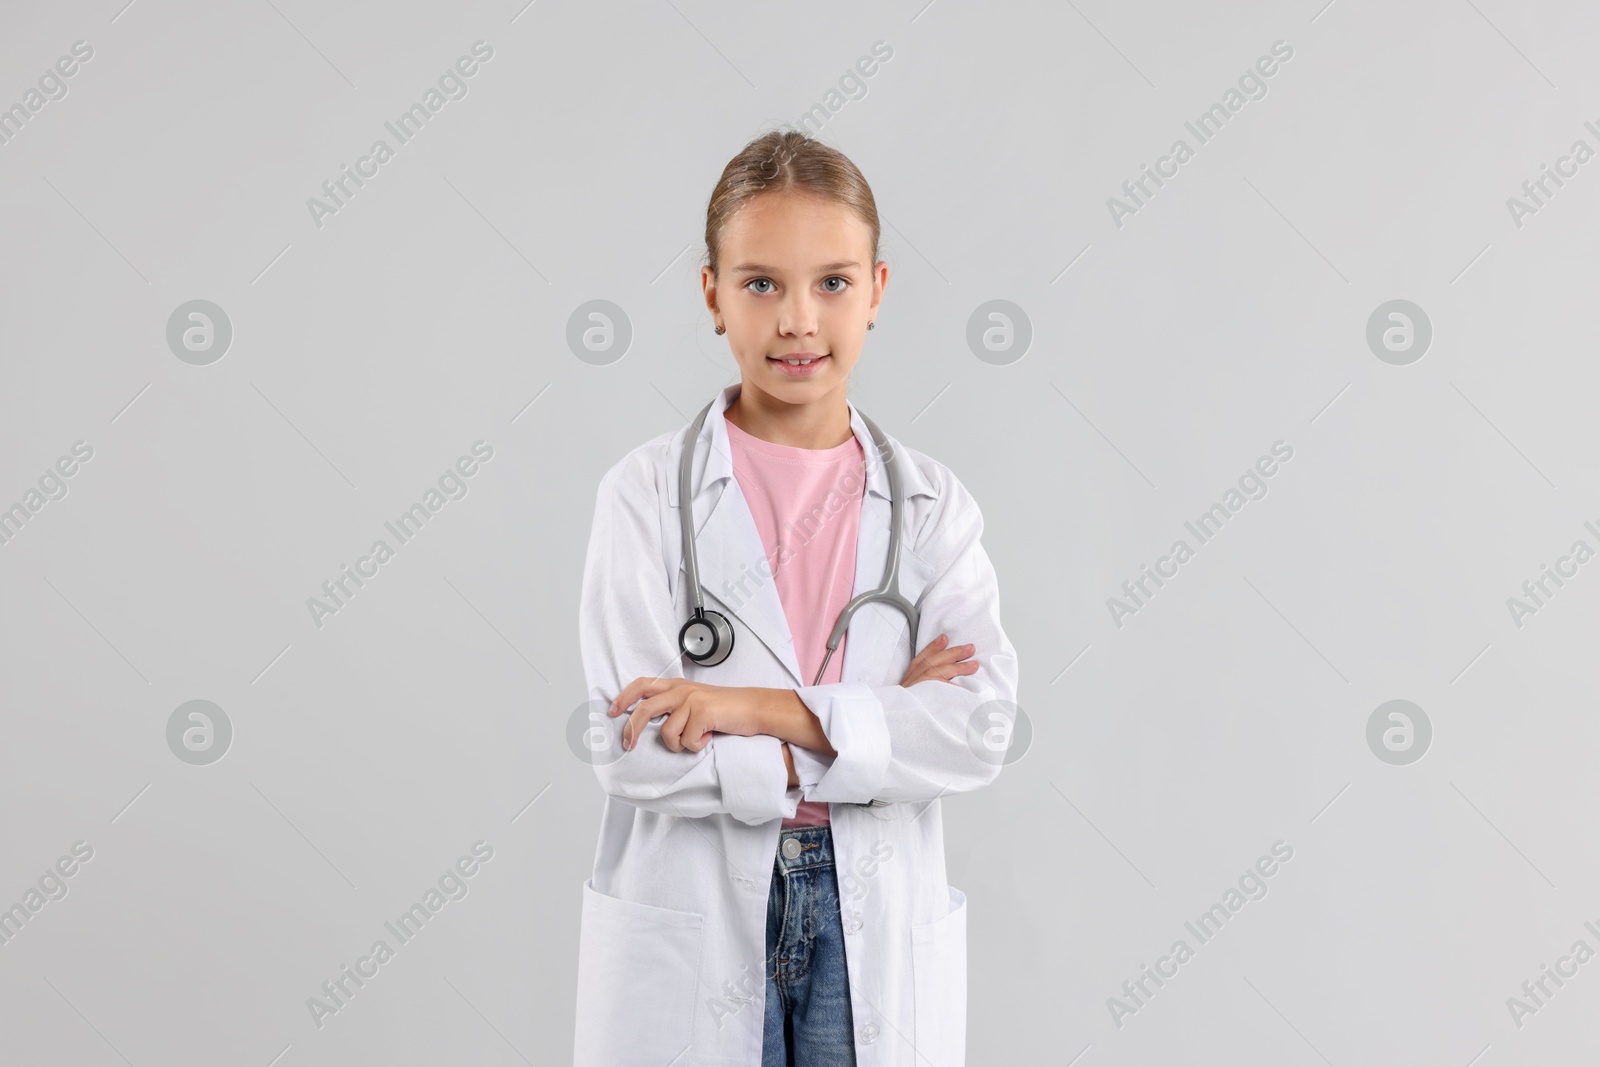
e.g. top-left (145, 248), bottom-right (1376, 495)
top-left (680, 608), bottom-right (734, 666)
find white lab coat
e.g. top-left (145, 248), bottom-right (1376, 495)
top-left (573, 381), bottom-right (1019, 1067)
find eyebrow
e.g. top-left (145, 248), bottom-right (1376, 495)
top-left (728, 261), bottom-right (862, 275)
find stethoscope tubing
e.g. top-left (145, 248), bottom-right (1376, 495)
top-left (680, 397), bottom-right (918, 670)
top-left (677, 398), bottom-right (919, 809)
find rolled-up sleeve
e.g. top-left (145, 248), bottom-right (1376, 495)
top-left (791, 472), bottom-right (1019, 805)
top-left (579, 451), bottom-right (800, 825)
top-left (787, 744), bottom-right (837, 793)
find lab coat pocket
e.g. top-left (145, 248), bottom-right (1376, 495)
top-left (910, 885), bottom-right (968, 1067)
top-left (574, 878), bottom-right (705, 1067)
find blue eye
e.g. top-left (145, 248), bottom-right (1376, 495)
top-left (747, 279), bottom-right (774, 294)
top-left (822, 276), bottom-right (848, 293)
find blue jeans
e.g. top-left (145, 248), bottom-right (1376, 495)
top-left (763, 825), bottom-right (858, 1066)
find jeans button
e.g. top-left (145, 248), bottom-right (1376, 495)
top-left (781, 838), bottom-right (801, 859)
top-left (859, 1021), bottom-right (879, 1043)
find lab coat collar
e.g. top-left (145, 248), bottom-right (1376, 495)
top-left (667, 380), bottom-right (937, 689)
top-left (665, 381), bottom-right (936, 508)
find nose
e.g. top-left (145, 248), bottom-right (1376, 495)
top-left (776, 292), bottom-right (820, 337)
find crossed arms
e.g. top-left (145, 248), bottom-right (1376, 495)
top-left (578, 454), bottom-right (1019, 826)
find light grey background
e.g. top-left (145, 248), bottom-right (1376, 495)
top-left (2, 0), bottom-right (1597, 1063)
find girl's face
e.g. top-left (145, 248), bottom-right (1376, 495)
top-left (703, 190), bottom-right (887, 406)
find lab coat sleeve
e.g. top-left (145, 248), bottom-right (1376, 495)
top-left (788, 745), bottom-right (836, 792)
top-left (792, 471), bottom-right (1019, 805)
top-left (578, 451), bottom-right (802, 826)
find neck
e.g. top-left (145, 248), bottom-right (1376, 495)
top-left (726, 381), bottom-right (852, 449)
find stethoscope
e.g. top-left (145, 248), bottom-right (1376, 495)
top-left (677, 396), bottom-right (920, 688)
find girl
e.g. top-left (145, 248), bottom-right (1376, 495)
top-left (574, 130), bottom-right (1019, 1067)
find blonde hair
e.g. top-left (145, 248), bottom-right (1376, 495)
top-left (703, 129), bottom-right (880, 278)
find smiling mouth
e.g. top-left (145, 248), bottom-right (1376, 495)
top-left (769, 355), bottom-right (828, 365)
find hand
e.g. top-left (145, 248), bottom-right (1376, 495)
top-left (900, 633), bottom-right (979, 688)
top-left (607, 678), bottom-right (767, 753)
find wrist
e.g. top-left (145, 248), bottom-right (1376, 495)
top-left (761, 688), bottom-right (835, 759)
top-left (757, 687), bottom-right (806, 741)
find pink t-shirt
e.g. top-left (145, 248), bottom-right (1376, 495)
top-left (723, 413), bottom-right (865, 828)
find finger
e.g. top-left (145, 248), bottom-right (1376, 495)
top-left (923, 642), bottom-right (976, 669)
top-left (661, 700), bottom-right (712, 754)
top-left (656, 707), bottom-right (687, 752)
top-left (903, 634), bottom-right (948, 680)
top-left (909, 633), bottom-right (948, 668)
top-left (622, 688), bottom-right (674, 750)
top-left (626, 684), bottom-right (690, 750)
top-left (680, 708), bottom-right (714, 753)
top-left (609, 677), bottom-right (655, 716)
top-left (937, 659), bottom-right (982, 683)
top-left (614, 676), bottom-right (678, 727)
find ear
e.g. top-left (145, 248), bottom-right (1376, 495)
top-left (869, 260), bottom-right (889, 314)
top-left (701, 265), bottom-right (720, 311)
